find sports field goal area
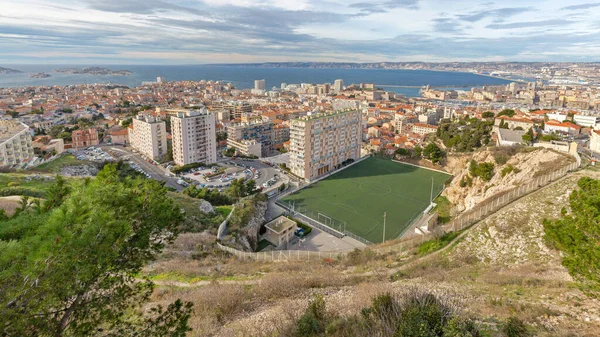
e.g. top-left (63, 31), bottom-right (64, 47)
top-left (279, 157), bottom-right (452, 244)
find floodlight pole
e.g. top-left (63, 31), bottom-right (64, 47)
top-left (383, 212), bottom-right (387, 243)
top-left (430, 177), bottom-right (434, 204)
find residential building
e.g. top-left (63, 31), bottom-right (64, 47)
top-left (171, 109), bottom-right (217, 166)
top-left (411, 123), bottom-right (439, 136)
top-left (263, 216), bottom-right (297, 248)
top-left (129, 114), bottom-right (167, 161)
top-left (273, 124), bottom-right (290, 148)
top-left (590, 130), bottom-right (600, 155)
top-left (0, 120), bottom-right (34, 167)
top-left (108, 126), bottom-right (129, 145)
top-left (72, 128), bottom-right (99, 148)
top-left (33, 136), bottom-right (65, 155)
top-left (573, 114), bottom-right (600, 128)
top-left (494, 117), bottom-right (534, 131)
top-left (333, 79), bottom-right (344, 92)
top-left (289, 110), bottom-right (361, 181)
top-left (544, 120), bottom-right (581, 135)
top-left (495, 127), bottom-right (526, 146)
top-left (254, 79), bottom-right (266, 91)
top-left (227, 139), bottom-right (262, 158)
top-left (227, 119), bottom-right (274, 157)
top-left (33, 120), bottom-right (53, 131)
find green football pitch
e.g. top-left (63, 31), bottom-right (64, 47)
top-left (279, 157), bottom-right (452, 244)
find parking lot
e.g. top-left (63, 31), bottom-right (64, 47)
top-left (69, 147), bottom-right (114, 162)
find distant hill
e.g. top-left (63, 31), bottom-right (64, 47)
top-left (53, 67), bottom-right (132, 76)
top-left (0, 66), bottom-right (22, 74)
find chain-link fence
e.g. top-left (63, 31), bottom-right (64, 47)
top-left (219, 155), bottom-right (580, 261)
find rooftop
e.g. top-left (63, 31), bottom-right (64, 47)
top-left (0, 120), bottom-right (29, 143)
top-left (264, 216), bottom-right (296, 234)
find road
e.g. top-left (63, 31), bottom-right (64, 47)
top-left (100, 145), bottom-right (183, 191)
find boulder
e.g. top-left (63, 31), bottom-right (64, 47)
top-left (198, 199), bottom-right (215, 214)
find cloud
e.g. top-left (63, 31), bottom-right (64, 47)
top-left (456, 7), bottom-right (534, 23)
top-left (561, 2), bottom-right (600, 10)
top-left (1, 0), bottom-right (600, 63)
top-left (486, 19), bottom-right (575, 29)
top-left (349, 0), bottom-right (419, 16)
top-left (83, 0), bottom-right (207, 15)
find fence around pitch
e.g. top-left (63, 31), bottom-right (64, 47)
top-left (218, 157), bottom-right (580, 261)
top-left (217, 242), bottom-right (352, 261)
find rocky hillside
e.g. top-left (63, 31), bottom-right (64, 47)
top-left (443, 147), bottom-right (575, 212)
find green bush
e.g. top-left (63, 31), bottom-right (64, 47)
top-left (296, 294), bottom-right (327, 337)
top-left (0, 187), bottom-right (45, 198)
top-left (469, 160), bottom-right (495, 182)
top-left (417, 231), bottom-right (461, 256)
top-left (171, 162), bottom-right (207, 174)
top-left (502, 317), bottom-right (532, 337)
top-left (501, 164), bottom-right (514, 178)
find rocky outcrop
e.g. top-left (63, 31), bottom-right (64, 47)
top-left (443, 148), bottom-right (575, 212)
top-left (222, 199), bottom-right (268, 252)
top-left (198, 199), bottom-right (215, 214)
top-left (60, 164), bottom-right (99, 177)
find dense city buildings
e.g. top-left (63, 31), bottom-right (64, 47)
top-left (0, 120), bottom-right (34, 167)
top-left (171, 109), bottom-right (217, 166)
top-left (128, 114), bottom-right (167, 161)
top-left (226, 118), bottom-right (274, 157)
top-left (290, 110), bottom-right (361, 181)
top-left (72, 128), bottom-right (99, 148)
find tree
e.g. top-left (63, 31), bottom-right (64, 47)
top-left (469, 160), bottom-right (495, 181)
top-left (0, 165), bottom-right (193, 336)
top-left (482, 111), bottom-right (495, 118)
top-left (423, 143), bottom-right (445, 164)
top-left (223, 147), bottom-right (235, 157)
top-left (544, 177), bottom-right (600, 289)
top-left (497, 109), bottom-right (515, 118)
top-left (245, 179), bottom-right (257, 195)
top-left (121, 118), bottom-right (133, 128)
top-left (413, 145), bottom-right (423, 158)
top-left (522, 127), bottom-right (534, 145)
top-left (395, 148), bottom-right (411, 157)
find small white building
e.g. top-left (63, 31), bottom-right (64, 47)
top-left (263, 216), bottom-right (297, 248)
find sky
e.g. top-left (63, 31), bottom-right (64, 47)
top-left (1, 0), bottom-right (600, 64)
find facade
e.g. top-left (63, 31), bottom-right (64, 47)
top-left (591, 130), bottom-right (600, 155)
top-left (33, 120), bottom-right (53, 131)
top-left (333, 79), bottom-right (344, 92)
top-left (273, 124), bottom-right (290, 148)
top-left (289, 110), bottom-right (361, 181)
top-left (494, 117), bottom-right (534, 131)
top-left (254, 79), bottom-right (266, 91)
top-left (72, 128), bottom-right (99, 148)
top-left (171, 109), bottom-right (217, 166)
top-left (227, 119), bottom-right (274, 157)
top-left (263, 216), bottom-right (297, 248)
top-left (226, 139), bottom-right (262, 157)
top-left (0, 120), bottom-right (34, 167)
top-left (129, 114), bottom-right (167, 161)
top-left (411, 123), bottom-right (439, 136)
top-left (574, 114), bottom-right (600, 128)
top-left (544, 120), bottom-right (581, 135)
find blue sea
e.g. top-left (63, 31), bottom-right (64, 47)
top-left (0, 65), bottom-right (512, 97)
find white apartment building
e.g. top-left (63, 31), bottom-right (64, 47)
top-left (171, 109), bottom-right (217, 166)
top-left (333, 79), bottom-right (344, 92)
top-left (0, 120), bottom-right (34, 167)
top-left (129, 114), bottom-right (167, 161)
top-left (289, 110), bottom-right (361, 181)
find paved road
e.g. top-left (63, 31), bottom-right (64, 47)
top-left (100, 145), bottom-right (183, 191)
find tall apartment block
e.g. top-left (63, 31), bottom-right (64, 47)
top-left (333, 79), bottom-right (344, 93)
top-left (129, 114), bottom-right (167, 161)
top-left (0, 120), bottom-right (34, 167)
top-left (171, 109), bottom-right (217, 166)
top-left (226, 118), bottom-right (274, 157)
top-left (289, 110), bottom-right (361, 181)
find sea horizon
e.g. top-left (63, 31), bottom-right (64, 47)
top-left (0, 64), bottom-right (513, 97)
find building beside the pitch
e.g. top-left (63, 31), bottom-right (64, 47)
top-left (289, 110), bottom-right (361, 181)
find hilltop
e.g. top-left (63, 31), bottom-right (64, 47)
top-left (0, 66), bottom-right (22, 74)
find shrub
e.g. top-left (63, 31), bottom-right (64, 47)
top-left (502, 317), bottom-right (532, 337)
top-left (501, 164), bottom-right (514, 178)
top-left (171, 162), bottom-right (207, 174)
top-left (296, 294), bottom-right (327, 337)
top-left (469, 160), bottom-right (495, 182)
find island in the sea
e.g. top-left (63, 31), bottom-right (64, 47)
top-left (53, 67), bottom-right (132, 76)
top-left (29, 72), bottom-right (51, 79)
top-left (0, 66), bottom-right (23, 75)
